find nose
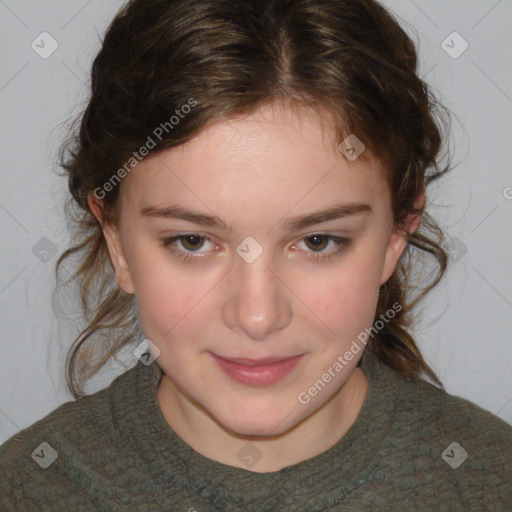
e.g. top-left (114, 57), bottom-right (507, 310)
top-left (223, 254), bottom-right (292, 341)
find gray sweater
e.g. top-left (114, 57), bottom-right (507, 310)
top-left (1, 355), bottom-right (511, 511)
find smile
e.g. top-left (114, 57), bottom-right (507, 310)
top-left (210, 353), bottom-right (304, 386)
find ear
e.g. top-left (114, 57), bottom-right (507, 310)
top-left (379, 192), bottom-right (425, 285)
top-left (87, 192), bottom-right (135, 295)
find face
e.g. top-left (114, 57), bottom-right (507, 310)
top-left (91, 103), bottom-right (412, 438)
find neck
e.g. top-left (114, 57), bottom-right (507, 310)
top-left (156, 367), bottom-right (368, 473)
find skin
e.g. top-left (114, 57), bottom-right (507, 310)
top-left (88, 102), bottom-right (422, 473)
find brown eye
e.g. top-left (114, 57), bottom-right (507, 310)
top-left (304, 234), bottom-right (329, 251)
top-left (162, 234), bottom-right (211, 253)
top-left (180, 235), bottom-right (205, 251)
top-left (294, 234), bottom-right (351, 262)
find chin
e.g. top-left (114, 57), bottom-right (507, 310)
top-left (229, 421), bottom-right (286, 438)
top-left (216, 406), bottom-right (299, 439)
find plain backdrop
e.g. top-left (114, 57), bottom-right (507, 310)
top-left (1, 0), bottom-right (511, 445)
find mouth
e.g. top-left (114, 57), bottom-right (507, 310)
top-left (210, 353), bottom-right (304, 386)
top-left (217, 355), bottom-right (301, 366)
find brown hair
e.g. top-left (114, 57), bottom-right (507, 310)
top-left (55, 0), bottom-right (450, 398)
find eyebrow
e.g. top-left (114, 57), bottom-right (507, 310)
top-left (140, 205), bottom-right (231, 230)
top-left (284, 203), bottom-right (372, 231)
top-left (140, 202), bottom-right (372, 232)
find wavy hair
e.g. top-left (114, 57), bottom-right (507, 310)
top-left (55, 0), bottom-right (451, 397)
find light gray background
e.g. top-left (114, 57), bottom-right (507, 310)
top-left (1, 0), bottom-right (511, 445)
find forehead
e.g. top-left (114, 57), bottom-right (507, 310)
top-left (120, 104), bottom-right (388, 219)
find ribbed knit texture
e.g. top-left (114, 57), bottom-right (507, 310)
top-left (1, 355), bottom-right (511, 511)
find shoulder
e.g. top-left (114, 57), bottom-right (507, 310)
top-left (0, 365), bottom-right (128, 457)
top-left (0, 363), bottom-right (141, 510)
top-left (375, 361), bottom-right (512, 507)
top-left (393, 365), bottom-right (512, 448)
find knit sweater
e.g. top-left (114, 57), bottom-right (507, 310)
top-left (1, 355), bottom-right (511, 511)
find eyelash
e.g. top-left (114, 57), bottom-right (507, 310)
top-left (161, 233), bottom-right (351, 264)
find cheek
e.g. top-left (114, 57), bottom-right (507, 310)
top-left (298, 249), bottom-right (384, 338)
top-left (126, 244), bottom-right (210, 338)
top-left (135, 283), bottom-right (183, 337)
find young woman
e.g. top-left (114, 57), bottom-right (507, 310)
top-left (1, 0), bottom-right (510, 510)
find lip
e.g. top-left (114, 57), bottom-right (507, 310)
top-left (210, 353), bottom-right (304, 386)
